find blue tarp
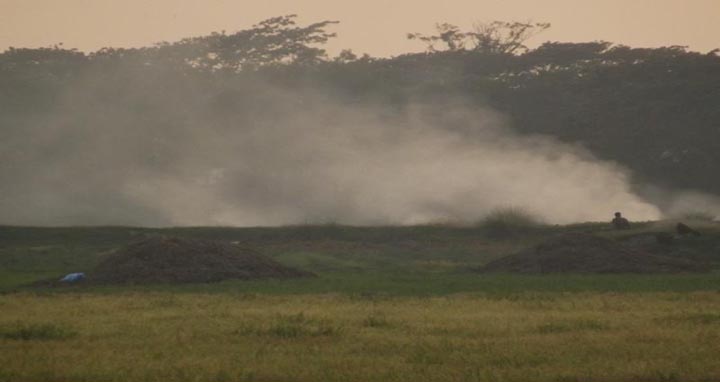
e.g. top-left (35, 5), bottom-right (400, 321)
top-left (59, 273), bottom-right (85, 282)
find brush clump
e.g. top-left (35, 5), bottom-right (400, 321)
top-left (478, 233), bottom-right (705, 273)
top-left (477, 207), bottom-right (545, 238)
top-left (88, 236), bottom-right (315, 284)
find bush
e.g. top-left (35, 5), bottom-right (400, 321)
top-left (362, 313), bottom-right (392, 328)
top-left (477, 207), bottom-right (544, 238)
top-left (237, 313), bottom-right (343, 339)
top-left (0, 322), bottom-right (77, 341)
top-left (537, 319), bottom-right (609, 334)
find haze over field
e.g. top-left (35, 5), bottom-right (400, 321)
top-left (4, 6), bottom-right (720, 382)
top-left (1, 2), bottom-right (720, 226)
top-left (0, 80), bottom-right (662, 226)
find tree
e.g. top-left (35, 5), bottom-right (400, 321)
top-left (88, 15), bottom-right (339, 72)
top-left (164, 15), bottom-right (339, 71)
top-left (407, 23), bottom-right (467, 52)
top-left (408, 21), bottom-right (550, 54)
top-left (470, 21), bottom-right (550, 55)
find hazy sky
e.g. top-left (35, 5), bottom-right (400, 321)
top-left (1, 0), bottom-right (718, 56)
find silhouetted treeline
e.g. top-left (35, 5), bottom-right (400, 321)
top-left (2, 16), bottom-right (719, 195)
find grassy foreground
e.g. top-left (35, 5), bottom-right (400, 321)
top-left (2, 222), bottom-right (720, 381)
top-left (2, 292), bottom-right (720, 382)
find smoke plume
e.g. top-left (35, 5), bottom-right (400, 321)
top-left (0, 73), bottom-right (663, 226)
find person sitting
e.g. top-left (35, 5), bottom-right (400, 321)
top-left (612, 212), bottom-right (631, 230)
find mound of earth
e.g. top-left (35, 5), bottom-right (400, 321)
top-left (478, 233), bottom-right (705, 274)
top-left (88, 236), bottom-right (315, 284)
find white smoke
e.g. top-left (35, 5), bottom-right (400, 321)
top-left (0, 80), bottom-right (663, 226)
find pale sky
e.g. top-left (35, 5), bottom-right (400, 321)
top-left (1, 0), bottom-right (718, 56)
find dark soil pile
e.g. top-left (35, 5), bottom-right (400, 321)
top-left (478, 233), bottom-right (705, 274)
top-left (88, 236), bottom-right (315, 284)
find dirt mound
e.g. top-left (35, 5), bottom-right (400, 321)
top-left (89, 236), bottom-right (315, 284)
top-left (478, 233), bottom-right (705, 274)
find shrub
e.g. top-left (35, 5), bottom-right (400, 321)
top-left (477, 207), bottom-right (544, 238)
top-left (362, 313), bottom-right (392, 328)
top-left (238, 313), bottom-right (343, 339)
top-left (0, 322), bottom-right (77, 341)
top-left (537, 319), bottom-right (609, 334)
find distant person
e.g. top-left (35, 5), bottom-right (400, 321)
top-left (612, 212), bottom-right (631, 230)
top-left (676, 222), bottom-right (701, 236)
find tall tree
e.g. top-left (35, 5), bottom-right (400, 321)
top-left (408, 21), bottom-right (549, 54)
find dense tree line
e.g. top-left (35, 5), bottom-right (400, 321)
top-left (2, 15), bottom-right (719, 195)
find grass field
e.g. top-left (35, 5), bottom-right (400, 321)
top-left (2, 292), bottom-right (720, 382)
top-left (1, 221), bottom-right (720, 381)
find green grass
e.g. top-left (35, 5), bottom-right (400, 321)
top-left (217, 271), bottom-right (720, 295)
top-left (2, 222), bottom-right (720, 295)
top-left (15, 271), bottom-right (720, 297)
top-left (2, 222), bottom-right (720, 381)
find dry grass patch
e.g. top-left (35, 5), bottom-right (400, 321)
top-left (1, 292), bottom-right (720, 381)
